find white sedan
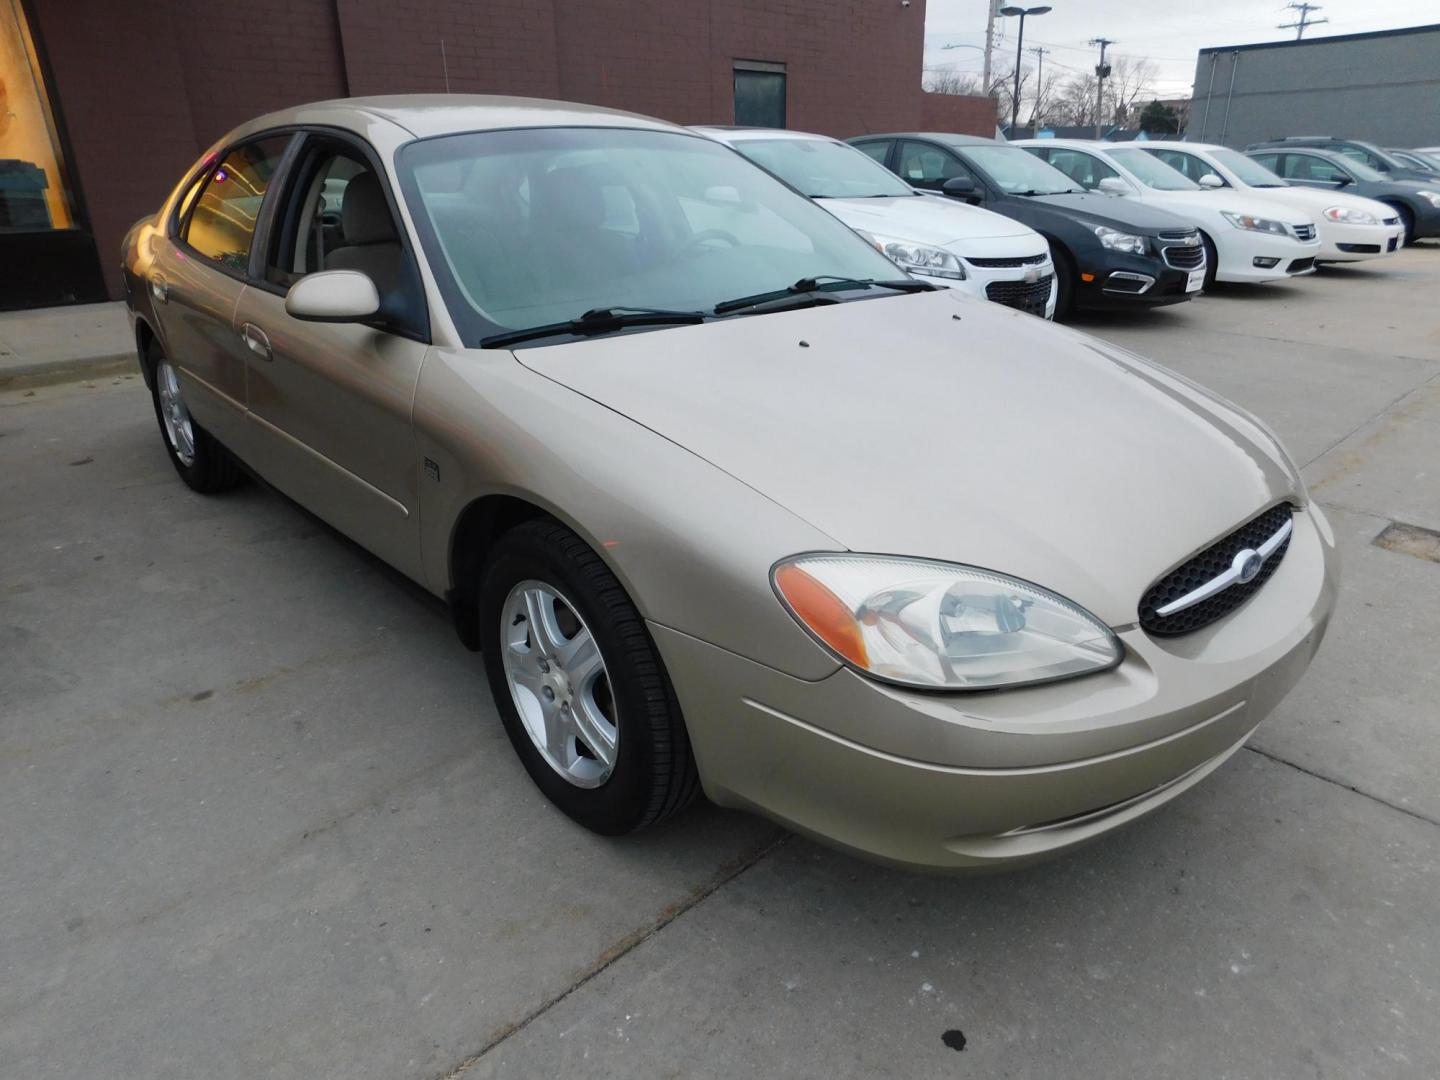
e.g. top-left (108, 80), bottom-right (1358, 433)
top-left (1013, 139), bottom-right (1320, 287)
top-left (1143, 143), bottom-right (1404, 264)
top-left (700, 127), bottom-right (1056, 319)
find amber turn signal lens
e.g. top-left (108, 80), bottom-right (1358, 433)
top-left (774, 563), bottom-right (869, 667)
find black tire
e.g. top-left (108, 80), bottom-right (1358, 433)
top-left (146, 340), bottom-right (244, 493)
top-left (1393, 204), bottom-right (1416, 246)
top-left (1199, 231), bottom-right (1219, 290)
top-left (1049, 241), bottom-right (1076, 321)
top-left (478, 518), bottom-right (700, 835)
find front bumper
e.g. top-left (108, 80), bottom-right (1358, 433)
top-left (920, 260), bottom-right (1057, 320)
top-left (1318, 220), bottom-right (1405, 261)
top-left (1214, 230), bottom-right (1322, 283)
top-left (653, 504), bottom-right (1337, 873)
top-left (1077, 249), bottom-right (1200, 310)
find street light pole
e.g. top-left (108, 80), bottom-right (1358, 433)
top-left (999, 7), bottom-right (1051, 137)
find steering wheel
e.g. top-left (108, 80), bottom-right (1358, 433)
top-left (684, 229), bottom-right (741, 253)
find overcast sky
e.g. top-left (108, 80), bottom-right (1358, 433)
top-left (923, 0), bottom-right (1440, 97)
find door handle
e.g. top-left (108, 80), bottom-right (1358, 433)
top-left (150, 275), bottom-right (168, 303)
top-left (240, 322), bottom-right (272, 361)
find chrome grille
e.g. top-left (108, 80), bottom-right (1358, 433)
top-left (985, 275), bottom-right (1054, 315)
top-left (965, 253), bottom-right (1049, 268)
top-left (1139, 504), bottom-right (1295, 636)
top-left (1293, 224), bottom-right (1316, 241)
top-left (1157, 230), bottom-right (1199, 243)
top-left (1162, 244), bottom-right (1205, 271)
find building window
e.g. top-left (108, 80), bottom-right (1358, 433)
top-left (734, 61), bottom-right (786, 129)
top-left (0, 0), bottom-right (78, 230)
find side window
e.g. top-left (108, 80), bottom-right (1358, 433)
top-left (897, 141), bottom-right (971, 186)
top-left (1288, 155), bottom-right (1344, 183)
top-left (1046, 149), bottom-right (1117, 190)
top-left (1153, 149), bottom-right (1209, 183)
top-left (181, 136), bottom-right (291, 273)
top-left (1331, 144), bottom-right (1379, 169)
top-left (853, 140), bottom-right (892, 166)
top-left (1250, 153), bottom-right (1280, 173)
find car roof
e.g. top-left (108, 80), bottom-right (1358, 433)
top-left (231, 94), bottom-right (682, 142)
top-left (690, 126), bottom-right (835, 143)
top-left (1245, 145), bottom-right (1350, 162)
top-left (849, 132), bottom-right (1002, 146)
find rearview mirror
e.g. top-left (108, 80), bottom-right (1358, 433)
top-left (942, 176), bottom-right (976, 196)
top-left (285, 270), bottom-right (381, 324)
top-left (1097, 177), bottom-right (1130, 196)
top-left (1198, 173), bottom-right (1223, 189)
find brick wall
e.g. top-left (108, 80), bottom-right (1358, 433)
top-left (32, 0), bottom-right (961, 299)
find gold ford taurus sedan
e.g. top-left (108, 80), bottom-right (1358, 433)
top-left (122, 96), bottom-right (1336, 871)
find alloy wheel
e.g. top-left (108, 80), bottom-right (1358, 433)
top-left (500, 580), bottom-right (619, 788)
top-left (156, 360), bottom-right (196, 467)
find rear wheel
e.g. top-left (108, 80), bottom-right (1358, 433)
top-left (147, 341), bottom-right (243, 493)
top-left (479, 519), bottom-right (700, 834)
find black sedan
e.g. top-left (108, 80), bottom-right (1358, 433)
top-left (849, 133), bottom-right (1207, 319)
top-left (1245, 146), bottom-right (1440, 244)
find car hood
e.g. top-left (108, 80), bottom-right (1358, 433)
top-left (1237, 184), bottom-right (1400, 219)
top-left (819, 194), bottom-right (1044, 247)
top-left (1017, 191), bottom-right (1198, 233)
top-left (1141, 188), bottom-right (1316, 226)
top-left (513, 289), bottom-right (1301, 627)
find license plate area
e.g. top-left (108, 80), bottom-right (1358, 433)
top-left (1186, 268), bottom-right (1206, 292)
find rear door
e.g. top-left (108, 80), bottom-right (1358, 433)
top-left (149, 135), bottom-right (296, 451)
top-left (235, 132), bottom-right (431, 582)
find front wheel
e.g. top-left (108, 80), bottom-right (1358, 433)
top-left (1394, 204), bottom-right (1416, 246)
top-left (478, 519), bottom-right (700, 835)
top-left (1199, 232), bottom-right (1219, 290)
top-left (1048, 242), bottom-right (1076, 321)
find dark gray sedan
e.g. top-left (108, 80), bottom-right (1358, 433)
top-left (1245, 146), bottom-right (1440, 244)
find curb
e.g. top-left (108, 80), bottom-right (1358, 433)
top-left (0, 351), bottom-right (140, 390)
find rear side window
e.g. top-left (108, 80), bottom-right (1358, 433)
top-left (1045, 149), bottom-right (1118, 190)
top-left (897, 141), bottom-right (971, 184)
top-left (182, 136), bottom-right (292, 272)
top-left (853, 140), bottom-right (892, 166)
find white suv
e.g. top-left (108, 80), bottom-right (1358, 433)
top-left (1013, 139), bottom-right (1320, 287)
top-left (1143, 143), bottom-right (1404, 264)
top-left (698, 127), bottom-right (1056, 319)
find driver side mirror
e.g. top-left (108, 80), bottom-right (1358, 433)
top-left (1198, 173), bottom-right (1224, 189)
top-left (1334, 173), bottom-right (1353, 187)
top-left (285, 270), bottom-right (381, 324)
top-left (1097, 177), bottom-right (1130, 196)
top-left (942, 175), bottom-right (977, 198)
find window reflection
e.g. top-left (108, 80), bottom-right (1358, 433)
top-left (0, 0), bottom-right (76, 230)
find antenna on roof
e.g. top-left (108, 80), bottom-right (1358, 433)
top-left (440, 38), bottom-right (451, 93)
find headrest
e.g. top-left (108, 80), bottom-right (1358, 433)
top-left (342, 172), bottom-right (398, 246)
top-left (531, 167), bottom-right (606, 230)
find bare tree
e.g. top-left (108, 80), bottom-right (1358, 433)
top-left (1050, 72), bottom-right (1099, 128)
top-left (1027, 67), bottom-right (1064, 130)
top-left (922, 68), bottom-right (986, 96)
top-left (1103, 55), bottom-right (1159, 127)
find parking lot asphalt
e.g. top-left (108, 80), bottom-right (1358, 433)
top-left (3, 247), bottom-right (1439, 1079)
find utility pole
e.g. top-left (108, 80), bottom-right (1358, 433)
top-left (1090, 37), bottom-right (1115, 139)
top-left (1029, 46), bottom-right (1049, 130)
top-left (982, 0), bottom-right (998, 97)
top-left (1279, 2), bottom-right (1327, 39)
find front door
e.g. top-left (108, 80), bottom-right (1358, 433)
top-left (238, 135), bottom-right (430, 582)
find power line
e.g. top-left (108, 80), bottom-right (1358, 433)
top-left (1279, 2), bottom-right (1328, 40)
top-left (1089, 37), bottom-right (1115, 139)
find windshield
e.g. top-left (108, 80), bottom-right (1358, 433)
top-left (1108, 148), bottom-right (1200, 191)
top-left (1340, 156), bottom-right (1386, 182)
top-left (1210, 148), bottom-right (1285, 187)
top-left (730, 136), bottom-right (914, 198)
top-left (397, 127), bottom-right (904, 343)
top-left (960, 145), bottom-right (1081, 194)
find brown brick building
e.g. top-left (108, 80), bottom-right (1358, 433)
top-left (3, 0), bottom-right (994, 308)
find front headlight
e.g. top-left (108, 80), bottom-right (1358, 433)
top-left (1221, 211), bottom-right (1290, 236)
top-left (1094, 225), bottom-right (1148, 255)
top-left (1323, 205), bottom-right (1379, 225)
top-left (773, 554), bottom-right (1122, 690)
top-left (858, 230), bottom-right (966, 279)
top-left (1417, 190), bottom-right (1440, 208)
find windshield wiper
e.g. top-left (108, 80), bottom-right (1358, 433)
top-left (480, 306), bottom-right (706, 348)
top-left (713, 276), bottom-right (937, 316)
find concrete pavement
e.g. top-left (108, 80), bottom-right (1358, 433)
top-left (0, 301), bottom-right (132, 385)
top-left (2, 247), bottom-right (1438, 1078)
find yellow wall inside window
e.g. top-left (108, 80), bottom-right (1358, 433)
top-left (1, 0), bottom-right (75, 230)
